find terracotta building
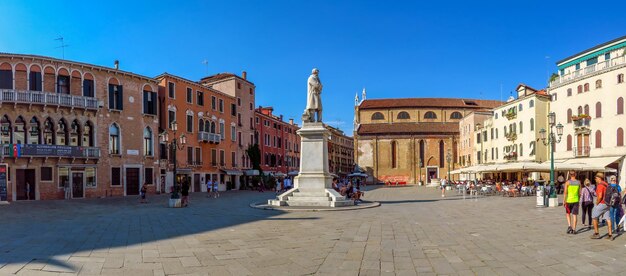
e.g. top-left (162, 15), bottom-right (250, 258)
top-left (0, 53), bottom-right (159, 201)
top-left (200, 73), bottom-right (256, 182)
top-left (326, 125), bottom-right (354, 176)
top-left (354, 97), bottom-right (502, 185)
top-left (156, 73), bottom-right (240, 192)
top-left (254, 106), bottom-right (300, 176)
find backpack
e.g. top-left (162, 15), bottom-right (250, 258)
top-left (606, 185), bottom-right (621, 207)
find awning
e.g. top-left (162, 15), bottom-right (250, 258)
top-left (555, 156), bottom-right (622, 172)
top-left (287, 170), bottom-right (299, 176)
top-left (244, 170), bottom-right (260, 176)
top-left (495, 162), bottom-right (550, 172)
top-left (220, 169), bottom-right (243, 176)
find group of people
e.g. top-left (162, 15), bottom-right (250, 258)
top-left (563, 171), bottom-right (625, 240)
top-left (332, 178), bottom-right (364, 203)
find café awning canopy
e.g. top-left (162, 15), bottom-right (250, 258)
top-left (220, 169), bottom-right (243, 176)
top-left (554, 156), bottom-right (622, 172)
top-left (451, 156), bottom-right (622, 174)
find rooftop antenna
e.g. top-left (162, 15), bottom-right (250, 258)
top-left (54, 37), bottom-right (69, 59)
top-left (202, 59), bottom-right (209, 75)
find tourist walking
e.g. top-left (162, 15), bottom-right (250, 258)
top-left (607, 175), bottom-right (622, 234)
top-left (591, 173), bottom-right (612, 239)
top-left (206, 178), bottom-right (212, 198)
top-left (139, 182), bottom-right (147, 203)
top-left (181, 180), bottom-right (190, 207)
top-left (212, 180), bottom-right (220, 198)
top-left (563, 171), bottom-right (581, 234)
top-left (580, 179), bottom-right (595, 228)
top-left (441, 176), bottom-right (447, 198)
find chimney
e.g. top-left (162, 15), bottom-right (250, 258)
top-left (114, 60), bottom-right (119, 70)
top-left (242, 71), bottom-right (247, 80)
top-left (289, 119), bottom-right (294, 125)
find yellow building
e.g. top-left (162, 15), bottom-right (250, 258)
top-left (354, 97), bottom-right (501, 185)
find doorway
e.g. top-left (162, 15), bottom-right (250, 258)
top-left (193, 174), bottom-right (201, 192)
top-left (15, 169), bottom-right (35, 200)
top-left (126, 168), bottom-right (140, 195)
top-left (427, 167), bottom-right (438, 183)
top-left (71, 172), bottom-right (84, 198)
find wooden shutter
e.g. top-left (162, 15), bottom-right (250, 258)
top-left (117, 85), bottom-right (124, 110)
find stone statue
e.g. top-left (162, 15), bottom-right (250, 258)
top-left (303, 68), bottom-right (323, 122)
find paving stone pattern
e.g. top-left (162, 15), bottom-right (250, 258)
top-left (1, 186), bottom-right (625, 275)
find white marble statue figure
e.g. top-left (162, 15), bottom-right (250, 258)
top-left (303, 68), bottom-right (323, 122)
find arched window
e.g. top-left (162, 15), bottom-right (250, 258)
top-left (391, 140), bottom-right (397, 168)
top-left (56, 119), bottom-right (68, 145)
top-left (596, 79), bottom-right (602, 89)
top-left (618, 97), bottom-right (624, 115)
top-left (396, 111), bottom-right (410, 120)
top-left (198, 119), bottom-right (204, 132)
top-left (219, 121), bottom-right (225, 139)
top-left (57, 69), bottom-right (70, 94)
top-left (495, 128), bottom-right (498, 138)
top-left (519, 121), bottom-right (523, 134)
top-left (584, 104), bottom-right (589, 116)
top-left (210, 121), bottom-right (216, 133)
top-left (577, 85), bottom-right (582, 94)
top-left (577, 106), bottom-right (583, 115)
top-left (205, 120), bottom-right (210, 133)
top-left (43, 118), bottom-right (54, 145)
top-left (70, 120), bottom-right (80, 146)
top-left (530, 118), bottom-right (534, 131)
top-left (495, 113), bottom-right (498, 119)
top-left (583, 83), bottom-right (589, 92)
top-left (371, 112), bottom-right (384, 120)
top-left (618, 128), bottom-right (624, 147)
top-left (567, 109), bottom-right (572, 123)
top-left (83, 121), bottom-right (93, 147)
top-left (619, 74), bottom-right (625, 84)
top-left (529, 100), bottom-right (534, 108)
top-left (0, 63), bottom-right (12, 89)
top-left (14, 116), bottom-right (26, 144)
top-left (419, 140), bottom-right (425, 167)
top-left (595, 130), bottom-right (602, 148)
top-left (566, 135), bottom-right (572, 151)
top-left (439, 140), bottom-right (444, 168)
top-left (144, 127), bottom-right (153, 156)
top-left (518, 103), bottom-right (523, 111)
top-left (450, 112), bottom-right (463, 119)
top-left (425, 111), bottom-right (437, 119)
top-left (109, 124), bottom-right (120, 154)
top-left (0, 115), bottom-right (10, 144)
top-left (519, 143), bottom-right (523, 156)
top-left (567, 88), bottom-right (572, 96)
top-left (28, 117), bottom-right (40, 144)
top-left (596, 102), bottom-right (602, 118)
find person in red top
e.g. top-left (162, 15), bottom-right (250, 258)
top-left (590, 172), bottom-right (612, 239)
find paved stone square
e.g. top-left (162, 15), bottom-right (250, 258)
top-left (1, 186), bottom-right (625, 275)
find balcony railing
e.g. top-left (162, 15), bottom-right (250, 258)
top-left (574, 146), bottom-right (590, 157)
top-left (550, 56), bottom-right (626, 88)
top-left (1, 144), bottom-right (100, 158)
top-left (198, 132), bottom-right (221, 144)
top-left (0, 89), bottom-right (100, 110)
top-left (573, 117), bottom-right (591, 128)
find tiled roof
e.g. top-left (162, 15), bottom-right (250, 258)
top-left (357, 123), bottom-right (459, 135)
top-left (200, 73), bottom-right (254, 85)
top-left (359, 98), bottom-right (502, 110)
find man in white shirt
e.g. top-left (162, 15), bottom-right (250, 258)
top-left (441, 176), bottom-right (448, 198)
top-left (206, 179), bottom-right (212, 198)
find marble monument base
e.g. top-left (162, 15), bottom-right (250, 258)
top-left (269, 122), bottom-right (353, 207)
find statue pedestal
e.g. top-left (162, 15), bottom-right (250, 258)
top-left (269, 122), bottom-right (353, 207)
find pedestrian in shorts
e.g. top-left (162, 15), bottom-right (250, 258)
top-left (591, 173), bottom-right (613, 239)
top-left (563, 171), bottom-right (581, 234)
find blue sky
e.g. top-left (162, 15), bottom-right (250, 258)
top-left (1, 1), bottom-right (625, 134)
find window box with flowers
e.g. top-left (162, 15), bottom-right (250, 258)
top-left (504, 152), bottom-right (517, 160)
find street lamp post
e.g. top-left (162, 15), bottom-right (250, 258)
top-left (159, 121), bottom-right (187, 199)
top-left (539, 112), bottom-right (564, 201)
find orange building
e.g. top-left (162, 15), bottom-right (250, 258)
top-left (0, 53), bottom-right (160, 200)
top-left (156, 73), bottom-right (240, 192)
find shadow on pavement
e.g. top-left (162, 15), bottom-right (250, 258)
top-left (0, 190), bottom-right (279, 272)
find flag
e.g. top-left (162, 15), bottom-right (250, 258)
top-left (8, 144), bottom-right (13, 157)
top-left (12, 144), bottom-right (17, 158)
top-left (15, 144), bottom-right (21, 157)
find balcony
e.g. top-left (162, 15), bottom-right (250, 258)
top-left (573, 116), bottom-right (591, 134)
top-left (1, 144), bottom-right (100, 158)
top-left (0, 89), bottom-right (100, 110)
top-left (550, 56), bottom-right (626, 88)
top-left (574, 146), bottom-right (590, 157)
top-left (198, 132), bottom-right (221, 144)
top-left (504, 152), bottom-right (517, 161)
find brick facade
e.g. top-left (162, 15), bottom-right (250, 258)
top-left (255, 106), bottom-right (300, 176)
